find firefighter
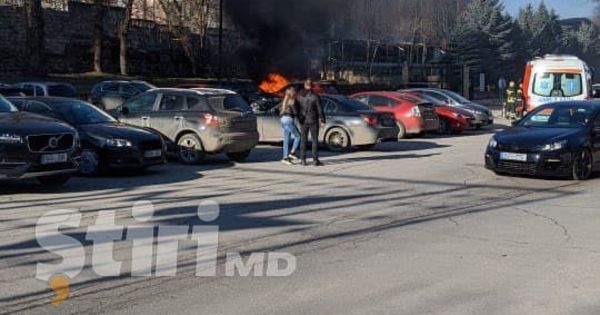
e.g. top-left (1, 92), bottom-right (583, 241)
top-left (505, 81), bottom-right (518, 120)
top-left (516, 83), bottom-right (524, 118)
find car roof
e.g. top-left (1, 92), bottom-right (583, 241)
top-left (6, 96), bottom-right (84, 104)
top-left (17, 81), bottom-right (74, 86)
top-left (148, 87), bottom-right (238, 97)
top-left (97, 80), bottom-right (149, 84)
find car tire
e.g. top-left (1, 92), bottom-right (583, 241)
top-left (397, 122), bottom-right (407, 140)
top-left (227, 150), bottom-right (251, 163)
top-left (438, 119), bottom-right (450, 134)
top-left (325, 127), bottom-right (351, 152)
top-left (38, 174), bottom-right (71, 186)
top-left (571, 148), bottom-right (593, 180)
top-left (79, 149), bottom-right (101, 176)
top-left (177, 133), bottom-right (205, 165)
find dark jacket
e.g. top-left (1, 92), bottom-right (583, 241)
top-left (297, 90), bottom-right (326, 125)
top-left (280, 99), bottom-right (298, 118)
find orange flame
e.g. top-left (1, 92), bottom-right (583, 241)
top-left (259, 73), bottom-right (290, 95)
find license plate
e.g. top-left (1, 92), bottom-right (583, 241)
top-left (144, 150), bottom-right (162, 158)
top-left (500, 152), bottom-right (527, 162)
top-left (41, 153), bottom-right (68, 165)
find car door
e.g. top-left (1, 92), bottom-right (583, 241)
top-left (119, 92), bottom-right (158, 128)
top-left (592, 113), bottom-right (600, 167)
top-left (258, 102), bottom-right (283, 142)
top-left (150, 93), bottom-right (189, 140)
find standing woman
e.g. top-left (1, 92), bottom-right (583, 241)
top-left (280, 87), bottom-right (301, 165)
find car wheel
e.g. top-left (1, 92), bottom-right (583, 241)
top-left (438, 119), bottom-right (450, 134)
top-left (572, 148), bottom-right (593, 180)
top-left (325, 128), bottom-right (351, 152)
top-left (79, 149), bottom-right (100, 176)
top-left (227, 150), bottom-right (251, 163)
top-left (38, 174), bottom-right (71, 186)
top-left (178, 133), bottom-right (205, 165)
top-left (397, 122), bottom-right (407, 140)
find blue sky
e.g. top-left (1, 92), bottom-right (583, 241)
top-left (504, 0), bottom-right (596, 18)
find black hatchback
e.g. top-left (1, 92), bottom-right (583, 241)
top-left (486, 101), bottom-right (600, 180)
top-left (8, 97), bottom-right (167, 175)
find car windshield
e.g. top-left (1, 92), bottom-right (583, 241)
top-left (532, 72), bottom-right (583, 97)
top-left (440, 90), bottom-right (470, 103)
top-left (0, 96), bottom-right (17, 112)
top-left (132, 82), bottom-right (156, 92)
top-left (54, 100), bottom-right (116, 125)
top-left (48, 84), bottom-right (78, 98)
top-left (520, 105), bottom-right (592, 128)
top-left (208, 95), bottom-right (253, 112)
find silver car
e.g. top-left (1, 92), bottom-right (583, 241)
top-left (257, 94), bottom-right (399, 151)
top-left (404, 88), bottom-right (494, 129)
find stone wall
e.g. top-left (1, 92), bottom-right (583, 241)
top-left (0, 2), bottom-right (241, 77)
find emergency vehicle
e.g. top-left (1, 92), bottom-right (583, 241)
top-left (522, 55), bottom-right (592, 113)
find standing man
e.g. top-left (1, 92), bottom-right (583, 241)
top-left (505, 81), bottom-right (517, 120)
top-left (297, 79), bottom-right (326, 166)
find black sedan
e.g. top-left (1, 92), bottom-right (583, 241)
top-left (0, 96), bottom-right (78, 185)
top-left (8, 97), bottom-right (167, 175)
top-left (486, 101), bottom-right (600, 180)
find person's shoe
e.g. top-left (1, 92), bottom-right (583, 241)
top-left (313, 159), bottom-right (324, 166)
top-left (281, 158), bottom-right (293, 165)
top-left (288, 153), bottom-right (300, 161)
top-left (300, 159), bottom-right (308, 166)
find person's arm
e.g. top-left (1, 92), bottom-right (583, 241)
top-left (316, 95), bottom-right (326, 124)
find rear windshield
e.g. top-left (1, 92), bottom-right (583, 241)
top-left (48, 84), bottom-right (78, 98)
top-left (533, 73), bottom-right (583, 97)
top-left (132, 82), bottom-right (155, 92)
top-left (0, 96), bottom-right (17, 112)
top-left (335, 97), bottom-right (372, 112)
top-left (207, 95), bottom-right (252, 112)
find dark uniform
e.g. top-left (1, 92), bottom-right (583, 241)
top-left (297, 89), bottom-right (326, 164)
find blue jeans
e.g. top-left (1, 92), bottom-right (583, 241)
top-left (281, 115), bottom-right (300, 158)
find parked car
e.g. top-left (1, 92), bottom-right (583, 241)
top-left (398, 91), bottom-right (475, 134)
top-left (90, 80), bottom-right (156, 110)
top-left (257, 94), bottom-right (399, 151)
top-left (485, 101), bottom-right (600, 180)
top-left (0, 95), bottom-right (78, 185)
top-left (15, 82), bottom-right (78, 98)
top-left (349, 91), bottom-right (438, 138)
top-left (403, 88), bottom-right (493, 129)
top-left (111, 88), bottom-right (259, 164)
top-left (8, 97), bottom-right (166, 175)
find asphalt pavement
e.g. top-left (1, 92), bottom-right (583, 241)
top-left (2, 116), bottom-right (600, 315)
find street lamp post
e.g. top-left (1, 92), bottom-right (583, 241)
top-left (218, 0), bottom-right (223, 83)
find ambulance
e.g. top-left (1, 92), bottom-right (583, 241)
top-left (522, 55), bottom-right (592, 113)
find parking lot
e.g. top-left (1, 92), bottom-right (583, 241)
top-left (3, 114), bottom-right (600, 315)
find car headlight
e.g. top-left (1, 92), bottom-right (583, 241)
top-left (106, 139), bottom-right (132, 147)
top-left (541, 140), bottom-right (567, 151)
top-left (0, 133), bottom-right (23, 144)
top-left (488, 138), bottom-right (498, 149)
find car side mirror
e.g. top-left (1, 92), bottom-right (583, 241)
top-left (121, 105), bottom-right (130, 115)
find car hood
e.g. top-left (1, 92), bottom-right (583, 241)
top-left (495, 126), bottom-right (584, 146)
top-left (0, 112), bottom-right (75, 135)
top-left (79, 122), bottom-right (160, 143)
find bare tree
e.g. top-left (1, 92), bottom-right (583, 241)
top-left (23, 0), bottom-right (45, 76)
top-left (158, 0), bottom-right (214, 76)
top-left (120, 0), bottom-right (135, 75)
top-left (92, 0), bottom-right (108, 73)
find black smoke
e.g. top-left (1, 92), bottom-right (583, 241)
top-left (225, 0), bottom-right (345, 81)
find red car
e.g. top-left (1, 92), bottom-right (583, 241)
top-left (350, 91), bottom-right (439, 138)
top-left (398, 91), bottom-right (475, 134)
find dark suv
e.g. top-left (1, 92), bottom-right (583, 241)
top-left (90, 80), bottom-right (156, 110)
top-left (112, 88), bottom-right (259, 164)
top-left (0, 96), bottom-right (78, 185)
